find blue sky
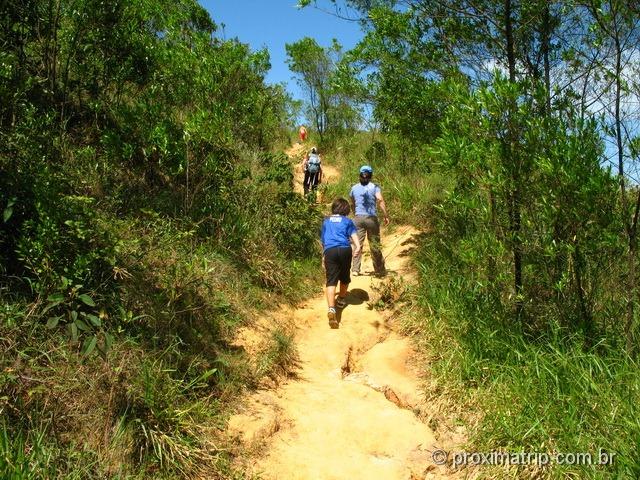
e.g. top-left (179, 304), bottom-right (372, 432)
top-left (200, 0), bottom-right (364, 99)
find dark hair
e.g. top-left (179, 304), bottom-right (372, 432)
top-left (331, 197), bottom-right (350, 216)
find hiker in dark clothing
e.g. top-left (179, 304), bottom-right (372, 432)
top-left (302, 147), bottom-right (322, 196)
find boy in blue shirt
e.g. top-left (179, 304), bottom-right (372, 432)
top-left (320, 198), bottom-right (361, 328)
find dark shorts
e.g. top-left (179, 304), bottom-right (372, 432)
top-left (304, 170), bottom-right (320, 190)
top-left (324, 246), bottom-right (352, 287)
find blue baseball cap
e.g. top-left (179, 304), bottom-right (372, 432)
top-left (359, 165), bottom-right (373, 174)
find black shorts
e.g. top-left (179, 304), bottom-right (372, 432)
top-left (324, 246), bottom-right (352, 287)
top-left (304, 171), bottom-right (320, 189)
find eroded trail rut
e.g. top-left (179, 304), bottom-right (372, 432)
top-left (227, 147), bottom-right (465, 480)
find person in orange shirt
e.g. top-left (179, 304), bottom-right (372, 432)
top-left (299, 125), bottom-right (307, 143)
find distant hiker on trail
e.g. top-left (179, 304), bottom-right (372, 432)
top-left (302, 147), bottom-right (322, 197)
top-left (299, 125), bottom-right (307, 143)
top-left (321, 198), bottom-right (361, 328)
top-left (350, 165), bottom-right (389, 277)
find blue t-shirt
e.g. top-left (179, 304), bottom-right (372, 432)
top-left (320, 215), bottom-right (357, 253)
top-left (350, 182), bottom-right (380, 216)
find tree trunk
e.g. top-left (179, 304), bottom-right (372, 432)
top-left (612, 31), bottom-right (636, 354)
top-left (504, 0), bottom-right (524, 320)
top-left (542, 0), bottom-right (552, 115)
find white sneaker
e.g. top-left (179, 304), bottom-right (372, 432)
top-left (328, 308), bottom-right (338, 328)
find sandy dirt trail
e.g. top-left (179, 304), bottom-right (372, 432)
top-left (227, 146), bottom-right (466, 480)
top-left (288, 143), bottom-right (340, 200)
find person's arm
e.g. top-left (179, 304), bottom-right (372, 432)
top-left (316, 155), bottom-right (323, 182)
top-left (320, 221), bottom-right (326, 268)
top-left (375, 189), bottom-right (390, 225)
top-left (350, 232), bottom-right (361, 257)
top-left (302, 154), bottom-right (308, 170)
top-left (350, 188), bottom-right (356, 215)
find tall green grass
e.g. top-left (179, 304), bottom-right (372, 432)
top-left (327, 132), bottom-right (640, 478)
top-left (0, 146), bottom-right (321, 478)
top-left (0, 423), bottom-right (104, 479)
top-left (320, 133), bottom-right (451, 224)
top-left (408, 241), bottom-right (640, 479)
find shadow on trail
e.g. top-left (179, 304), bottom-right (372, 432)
top-left (398, 231), bottom-right (428, 257)
top-left (335, 289), bottom-right (369, 327)
top-left (346, 288), bottom-right (369, 305)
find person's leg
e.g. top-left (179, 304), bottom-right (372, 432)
top-left (336, 282), bottom-right (349, 309)
top-left (303, 171), bottom-right (310, 195)
top-left (351, 216), bottom-right (367, 274)
top-left (326, 285), bottom-right (337, 308)
top-left (367, 216), bottom-right (386, 275)
top-left (324, 248), bottom-right (340, 327)
top-left (336, 247), bottom-right (352, 309)
top-left (306, 173), bottom-right (317, 202)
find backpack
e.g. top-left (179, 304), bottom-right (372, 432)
top-left (307, 153), bottom-right (321, 174)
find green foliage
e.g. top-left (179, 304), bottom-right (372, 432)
top-left (0, 1), bottom-right (320, 478)
top-left (431, 77), bottom-right (622, 335)
top-left (394, 76), bottom-right (631, 475)
top-left (0, 423), bottom-right (101, 480)
top-left (125, 355), bottom-right (219, 475)
top-left (15, 196), bottom-right (118, 292)
top-left (43, 282), bottom-right (114, 357)
top-left (255, 328), bottom-right (298, 380)
top-left (1, 0), bottom-right (298, 291)
top-left (0, 0), bottom-right (313, 324)
top-left (237, 185), bottom-right (321, 291)
top-left (408, 290), bottom-right (640, 478)
top-left (259, 152), bottom-right (294, 185)
top-left (286, 37), bottom-right (361, 141)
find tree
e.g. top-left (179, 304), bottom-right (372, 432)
top-left (286, 37), bottom-right (360, 141)
top-left (580, 0), bottom-right (640, 352)
top-left (303, 0), bottom-right (633, 338)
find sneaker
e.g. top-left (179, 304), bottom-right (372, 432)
top-left (373, 270), bottom-right (387, 278)
top-left (352, 271), bottom-right (361, 277)
top-left (336, 297), bottom-right (347, 309)
top-left (328, 308), bottom-right (338, 328)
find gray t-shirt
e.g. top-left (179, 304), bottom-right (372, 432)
top-left (350, 182), bottom-right (380, 216)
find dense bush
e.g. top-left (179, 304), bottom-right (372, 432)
top-left (0, 0), bottom-right (318, 477)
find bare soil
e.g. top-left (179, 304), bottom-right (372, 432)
top-left (288, 143), bottom-right (340, 201)
top-left (226, 146), bottom-right (470, 480)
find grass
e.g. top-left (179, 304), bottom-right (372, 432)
top-left (254, 328), bottom-right (298, 381)
top-left (320, 131), bottom-right (640, 479)
top-left (403, 241), bottom-right (640, 479)
top-left (318, 132), bottom-right (451, 224)
top-left (0, 143), bottom-right (324, 478)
